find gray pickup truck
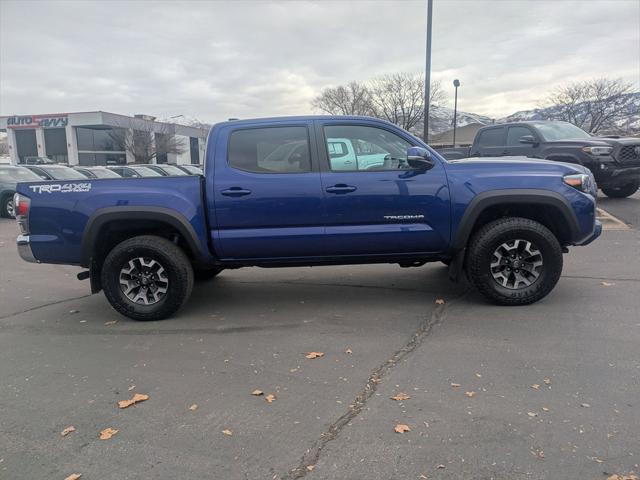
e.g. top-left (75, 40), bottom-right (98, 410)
top-left (437, 121), bottom-right (640, 198)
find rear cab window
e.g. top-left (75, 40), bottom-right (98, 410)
top-left (228, 126), bottom-right (311, 173)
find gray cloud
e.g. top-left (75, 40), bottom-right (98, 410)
top-left (1, 0), bottom-right (638, 121)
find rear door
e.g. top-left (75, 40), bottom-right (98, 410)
top-left (471, 126), bottom-right (506, 157)
top-left (316, 120), bottom-right (450, 256)
top-left (211, 121), bottom-right (325, 259)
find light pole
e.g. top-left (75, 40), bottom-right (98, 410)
top-left (423, 0), bottom-right (433, 143)
top-left (452, 79), bottom-right (460, 146)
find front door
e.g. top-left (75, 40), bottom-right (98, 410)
top-left (317, 121), bottom-right (450, 256)
top-left (503, 125), bottom-right (539, 158)
top-left (212, 121), bottom-right (325, 260)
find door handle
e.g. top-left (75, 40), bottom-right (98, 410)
top-left (221, 187), bottom-right (252, 197)
top-left (326, 184), bottom-right (357, 194)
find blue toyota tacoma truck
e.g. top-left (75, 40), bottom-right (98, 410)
top-left (14, 116), bottom-right (602, 320)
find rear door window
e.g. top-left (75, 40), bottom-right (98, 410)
top-left (477, 128), bottom-right (505, 147)
top-left (228, 126), bottom-right (311, 173)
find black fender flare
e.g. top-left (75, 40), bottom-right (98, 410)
top-left (81, 206), bottom-right (206, 267)
top-left (452, 189), bottom-right (581, 250)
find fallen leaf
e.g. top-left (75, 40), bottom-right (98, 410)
top-left (607, 475), bottom-right (639, 480)
top-left (251, 389), bottom-right (264, 396)
top-left (222, 429), bottom-right (233, 436)
top-left (99, 427), bottom-right (118, 440)
top-left (475, 373), bottom-right (482, 378)
top-left (345, 348), bottom-right (352, 354)
top-left (542, 406), bottom-right (550, 412)
top-left (265, 394), bottom-right (276, 403)
top-left (527, 412), bottom-right (538, 417)
top-left (437, 464), bottom-right (446, 469)
top-left (60, 426), bottom-right (76, 437)
top-left (435, 298), bottom-right (445, 305)
top-left (450, 383), bottom-right (461, 388)
top-left (306, 465), bottom-right (315, 471)
top-left (127, 385), bottom-right (136, 391)
top-left (394, 424), bottom-right (411, 433)
top-left (189, 404), bottom-right (198, 411)
top-left (464, 391), bottom-right (476, 398)
top-left (118, 393), bottom-right (149, 409)
top-left (391, 392), bottom-right (411, 401)
top-left (601, 281), bottom-right (615, 287)
top-left (64, 474), bottom-right (82, 480)
top-left (104, 320), bottom-right (118, 326)
top-left (581, 403), bottom-right (591, 408)
top-left (305, 352), bottom-right (324, 359)
top-left (543, 378), bottom-right (551, 385)
top-left (69, 310), bottom-right (79, 314)
top-left (594, 458), bottom-right (604, 464)
top-left (531, 384), bottom-right (540, 390)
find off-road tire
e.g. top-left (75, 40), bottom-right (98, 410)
top-left (1, 195), bottom-right (14, 219)
top-left (466, 217), bottom-right (563, 305)
top-left (101, 235), bottom-right (194, 321)
top-left (601, 180), bottom-right (640, 198)
top-left (194, 267), bottom-right (224, 281)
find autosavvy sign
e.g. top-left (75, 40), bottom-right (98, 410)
top-left (6, 114), bottom-right (68, 129)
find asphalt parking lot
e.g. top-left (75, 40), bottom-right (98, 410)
top-left (0, 193), bottom-right (638, 480)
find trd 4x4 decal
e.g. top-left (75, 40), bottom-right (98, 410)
top-left (29, 183), bottom-right (92, 194)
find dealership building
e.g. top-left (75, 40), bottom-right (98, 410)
top-left (0, 111), bottom-right (208, 166)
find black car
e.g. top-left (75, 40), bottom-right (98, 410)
top-left (24, 164), bottom-right (88, 181)
top-left (438, 121), bottom-right (640, 198)
top-left (73, 166), bottom-right (122, 179)
top-left (106, 165), bottom-right (163, 178)
top-left (0, 165), bottom-right (41, 218)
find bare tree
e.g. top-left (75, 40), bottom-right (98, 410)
top-left (108, 121), bottom-right (186, 164)
top-left (546, 78), bottom-right (638, 133)
top-left (369, 74), bottom-right (445, 131)
top-left (311, 81), bottom-right (375, 116)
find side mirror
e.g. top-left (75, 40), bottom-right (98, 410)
top-left (406, 146), bottom-right (434, 170)
top-left (519, 135), bottom-right (537, 145)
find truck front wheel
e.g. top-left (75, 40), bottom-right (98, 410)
top-left (101, 235), bottom-right (194, 321)
top-left (466, 217), bottom-right (563, 305)
top-left (601, 180), bottom-right (640, 198)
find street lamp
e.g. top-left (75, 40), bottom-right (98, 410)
top-left (452, 79), bottom-right (460, 146)
top-left (423, 0), bottom-right (433, 143)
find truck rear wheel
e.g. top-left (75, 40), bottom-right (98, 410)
top-left (465, 217), bottom-right (563, 305)
top-left (601, 180), bottom-right (639, 198)
top-left (101, 235), bottom-right (194, 321)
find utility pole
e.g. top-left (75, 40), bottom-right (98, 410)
top-left (423, 0), bottom-right (433, 143)
top-left (453, 79), bottom-right (460, 146)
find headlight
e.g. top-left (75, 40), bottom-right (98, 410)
top-left (563, 173), bottom-right (595, 194)
top-left (582, 146), bottom-right (612, 156)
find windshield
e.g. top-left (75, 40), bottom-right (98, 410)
top-left (536, 122), bottom-right (591, 141)
top-left (46, 167), bottom-right (88, 180)
top-left (90, 168), bottom-right (121, 178)
top-left (159, 165), bottom-right (188, 176)
top-left (0, 167), bottom-right (41, 181)
top-left (132, 167), bottom-right (163, 177)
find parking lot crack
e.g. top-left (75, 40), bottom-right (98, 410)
top-left (281, 289), bottom-right (469, 479)
top-left (0, 294), bottom-right (93, 321)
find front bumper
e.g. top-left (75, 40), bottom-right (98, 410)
top-left (577, 220), bottom-right (602, 246)
top-left (17, 235), bottom-right (38, 263)
top-left (597, 165), bottom-right (640, 186)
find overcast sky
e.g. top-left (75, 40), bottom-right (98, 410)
top-left (1, 0), bottom-right (638, 122)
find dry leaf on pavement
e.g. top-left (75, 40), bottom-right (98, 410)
top-left (305, 352), bottom-right (324, 359)
top-left (99, 427), bottom-right (118, 440)
top-left (531, 384), bottom-right (540, 389)
top-left (345, 348), bottom-right (352, 354)
top-left (464, 391), bottom-right (476, 398)
top-left (222, 429), bottom-right (233, 436)
top-left (265, 394), bottom-right (276, 403)
top-left (391, 392), bottom-right (411, 401)
top-left (61, 426), bottom-right (76, 437)
top-left (581, 403), bottom-right (591, 408)
top-left (527, 412), bottom-right (538, 417)
top-left (437, 464), bottom-right (446, 469)
top-left (104, 320), bottom-right (118, 326)
top-left (127, 385), bottom-right (136, 391)
top-left (251, 389), bottom-right (264, 396)
top-left (394, 424), bottom-right (411, 433)
top-left (607, 475), bottom-right (639, 480)
top-left (450, 383), bottom-right (461, 388)
top-left (435, 298), bottom-right (445, 305)
top-left (189, 404), bottom-right (198, 411)
top-left (542, 406), bottom-right (550, 412)
top-left (64, 474), bottom-right (82, 480)
top-left (601, 282), bottom-right (615, 287)
top-left (118, 393), bottom-right (149, 409)
top-left (543, 378), bottom-right (551, 385)
top-left (306, 465), bottom-right (315, 471)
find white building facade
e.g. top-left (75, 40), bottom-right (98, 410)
top-left (0, 111), bottom-right (208, 166)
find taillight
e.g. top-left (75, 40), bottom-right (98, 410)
top-left (13, 193), bottom-right (30, 234)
